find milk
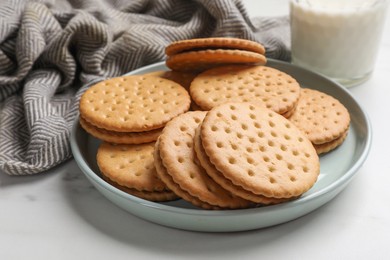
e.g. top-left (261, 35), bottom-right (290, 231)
top-left (290, 0), bottom-right (388, 87)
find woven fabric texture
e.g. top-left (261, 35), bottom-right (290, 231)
top-left (0, 0), bottom-right (290, 175)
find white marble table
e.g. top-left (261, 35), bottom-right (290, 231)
top-left (1, 1), bottom-right (389, 259)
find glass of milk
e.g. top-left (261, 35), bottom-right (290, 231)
top-left (290, 0), bottom-right (388, 87)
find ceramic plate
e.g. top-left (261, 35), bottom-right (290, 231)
top-left (70, 59), bottom-right (372, 232)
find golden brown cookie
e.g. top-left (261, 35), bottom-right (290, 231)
top-left (189, 65), bottom-right (300, 114)
top-left (97, 142), bottom-right (168, 192)
top-left (166, 49), bottom-right (267, 72)
top-left (165, 37), bottom-right (266, 56)
top-left (80, 117), bottom-right (161, 144)
top-left (193, 125), bottom-right (291, 205)
top-left (158, 111), bottom-right (252, 209)
top-left (200, 102), bottom-right (320, 199)
top-left (79, 75), bottom-right (191, 132)
top-left (288, 88), bottom-right (350, 145)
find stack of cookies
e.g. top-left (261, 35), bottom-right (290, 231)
top-left (165, 37), bottom-right (267, 72)
top-left (155, 103), bottom-right (320, 209)
top-left (97, 142), bottom-right (178, 201)
top-left (155, 111), bottom-right (254, 209)
top-left (79, 74), bottom-right (191, 202)
top-left (78, 37), bottom-right (351, 209)
top-left (288, 89), bottom-right (350, 154)
top-left (79, 75), bottom-right (191, 144)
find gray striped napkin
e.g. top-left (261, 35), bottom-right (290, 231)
top-left (0, 0), bottom-right (290, 175)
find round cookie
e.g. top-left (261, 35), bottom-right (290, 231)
top-left (80, 117), bottom-right (162, 144)
top-left (193, 125), bottom-right (291, 205)
top-left (97, 142), bottom-right (168, 192)
top-left (200, 102), bottom-right (320, 199)
top-left (158, 111), bottom-right (252, 209)
top-left (79, 75), bottom-right (191, 132)
top-left (165, 37), bottom-right (266, 56)
top-left (166, 49), bottom-right (267, 72)
top-left (189, 65), bottom-right (300, 114)
top-left (288, 88), bottom-right (350, 145)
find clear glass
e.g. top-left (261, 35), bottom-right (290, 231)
top-left (290, 0), bottom-right (389, 87)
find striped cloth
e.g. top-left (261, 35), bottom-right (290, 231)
top-left (0, 0), bottom-right (290, 175)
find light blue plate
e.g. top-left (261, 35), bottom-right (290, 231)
top-left (70, 59), bottom-right (372, 232)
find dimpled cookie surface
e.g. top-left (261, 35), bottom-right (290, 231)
top-left (200, 102), bottom-right (320, 199)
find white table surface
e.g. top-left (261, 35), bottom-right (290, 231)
top-left (1, 1), bottom-right (389, 259)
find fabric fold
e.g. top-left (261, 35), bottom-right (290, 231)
top-left (0, 0), bottom-right (290, 175)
